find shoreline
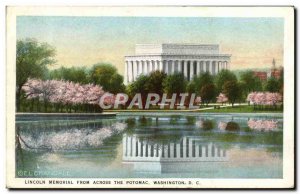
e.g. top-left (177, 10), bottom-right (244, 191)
top-left (114, 112), bottom-right (283, 117)
top-left (15, 112), bottom-right (117, 122)
top-left (16, 112), bottom-right (116, 116)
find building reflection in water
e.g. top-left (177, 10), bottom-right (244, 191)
top-left (122, 134), bottom-right (229, 174)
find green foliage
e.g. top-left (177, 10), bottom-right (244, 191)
top-left (49, 64), bottom-right (125, 93)
top-left (215, 69), bottom-right (237, 93)
top-left (222, 80), bottom-right (242, 106)
top-left (240, 70), bottom-right (263, 99)
top-left (146, 70), bottom-right (167, 96)
top-left (192, 72), bottom-right (214, 95)
top-left (49, 67), bottom-right (88, 84)
top-left (186, 81), bottom-right (196, 94)
top-left (110, 73), bottom-right (126, 93)
top-left (17, 39), bottom-right (56, 86)
top-left (200, 84), bottom-right (216, 105)
top-left (125, 71), bottom-right (167, 102)
top-left (16, 39), bottom-right (56, 111)
top-left (127, 75), bottom-right (150, 97)
top-left (163, 72), bottom-right (187, 96)
top-left (278, 68), bottom-right (284, 95)
top-left (264, 77), bottom-right (280, 92)
top-left (89, 63), bottom-right (125, 94)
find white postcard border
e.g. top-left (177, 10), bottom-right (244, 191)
top-left (6, 6), bottom-right (295, 189)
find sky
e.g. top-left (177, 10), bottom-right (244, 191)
top-left (17, 16), bottom-right (284, 75)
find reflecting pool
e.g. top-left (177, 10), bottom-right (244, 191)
top-left (16, 113), bottom-right (283, 178)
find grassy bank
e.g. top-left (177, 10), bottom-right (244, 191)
top-left (104, 105), bottom-right (282, 113)
top-left (197, 105), bottom-right (283, 113)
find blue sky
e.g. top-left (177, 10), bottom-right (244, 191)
top-left (17, 16), bottom-right (284, 75)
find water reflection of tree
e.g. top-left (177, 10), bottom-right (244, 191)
top-left (124, 118), bottom-right (136, 133)
top-left (124, 117), bottom-right (135, 124)
top-left (225, 122), bottom-right (240, 131)
top-left (100, 133), bottom-right (123, 162)
top-left (138, 116), bottom-right (152, 126)
top-left (125, 116), bottom-right (153, 127)
top-left (208, 130), bottom-right (282, 146)
top-left (16, 126), bottom-right (24, 170)
top-left (16, 125), bottom-right (51, 177)
top-left (247, 119), bottom-right (278, 131)
top-left (218, 121), bottom-right (240, 131)
top-left (170, 115), bottom-right (181, 125)
top-left (185, 116), bottom-right (196, 125)
top-left (138, 134), bottom-right (182, 145)
top-left (16, 120), bottom-right (125, 173)
top-left (196, 119), bottom-right (214, 130)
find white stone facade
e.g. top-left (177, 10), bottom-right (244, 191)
top-left (124, 44), bottom-right (231, 84)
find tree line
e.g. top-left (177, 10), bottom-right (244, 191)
top-left (17, 39), bottom-right (284, 112)
top-left (127, 69), bottom-right (283, 108)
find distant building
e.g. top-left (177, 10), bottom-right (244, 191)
top-left (270, 59), bottom-right (282, 79)
top-left (253, 58), bottom-right (282, 81)
top-left (271, 69), bottom-right (282, 79)
top-left (124, 44), bottom-right (231, 84)
top-left (253, 71), bottom-right (268, 81)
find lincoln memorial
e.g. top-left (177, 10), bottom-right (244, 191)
top-left (124, 44), bottom-right (231, 84)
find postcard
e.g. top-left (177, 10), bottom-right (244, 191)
top-left (6, 6), bottom-right (295, 189)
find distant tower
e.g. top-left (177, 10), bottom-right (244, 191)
top-left (272, 58), bottom-right (276, 69)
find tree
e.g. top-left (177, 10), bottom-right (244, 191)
top-left (110, 73), bottom-right (126, 94)
top-left (49, 67), bottom-right (88, 84)
top-left (247, 92), bottom-right (282, 107)
top-left (216, 93), bottom-right (228, 105)
top-left (264, 77), bottom-right (280, 92)
top-left (215, 69), bottom-right (237, 93)
top-left (192, 72), bottom-right (214, 95)
top-left (186, 82), bottom-right (196, 94)
top-left (22, 79), bottom-right (105, 113)
top-left (240, 70), bottom-right (263, 96)
top-left (200, 84), bottom-right (216, 106)
top-left (163, 73), bottom-right (187, 103)
top-left (195, 96), bottom-right (202, 104)
top-left (89, 63), bottom-right (125, 94)
top-left (278, 67), bottom-right (284, 95)
top-left (16, 39), bottom-right (56, 111)
top-left (222, 81), bottom-right (242, 107)
top-left (146, 70), bottom-right (167, 96)
top-left (127, 75), bottom-right (149, 96)
top-left (127, 75), bottom-right (150, 108)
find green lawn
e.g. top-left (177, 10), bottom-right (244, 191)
top-left (197, 105), bottom-right (283, 113)
top-left (104, 105), bottom-right (282, 113)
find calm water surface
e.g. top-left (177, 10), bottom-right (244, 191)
top-left (16, 113), bottom-right (283, 178)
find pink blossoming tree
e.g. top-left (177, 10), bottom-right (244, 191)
top-left (247, 92), bottom-right (282, 110)
top-left (195, 96), bottom-right (202, 104)
top-left (22, 79), bottom-right (107, 112)
top-left (216, 93), bottom-right (228, 105)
